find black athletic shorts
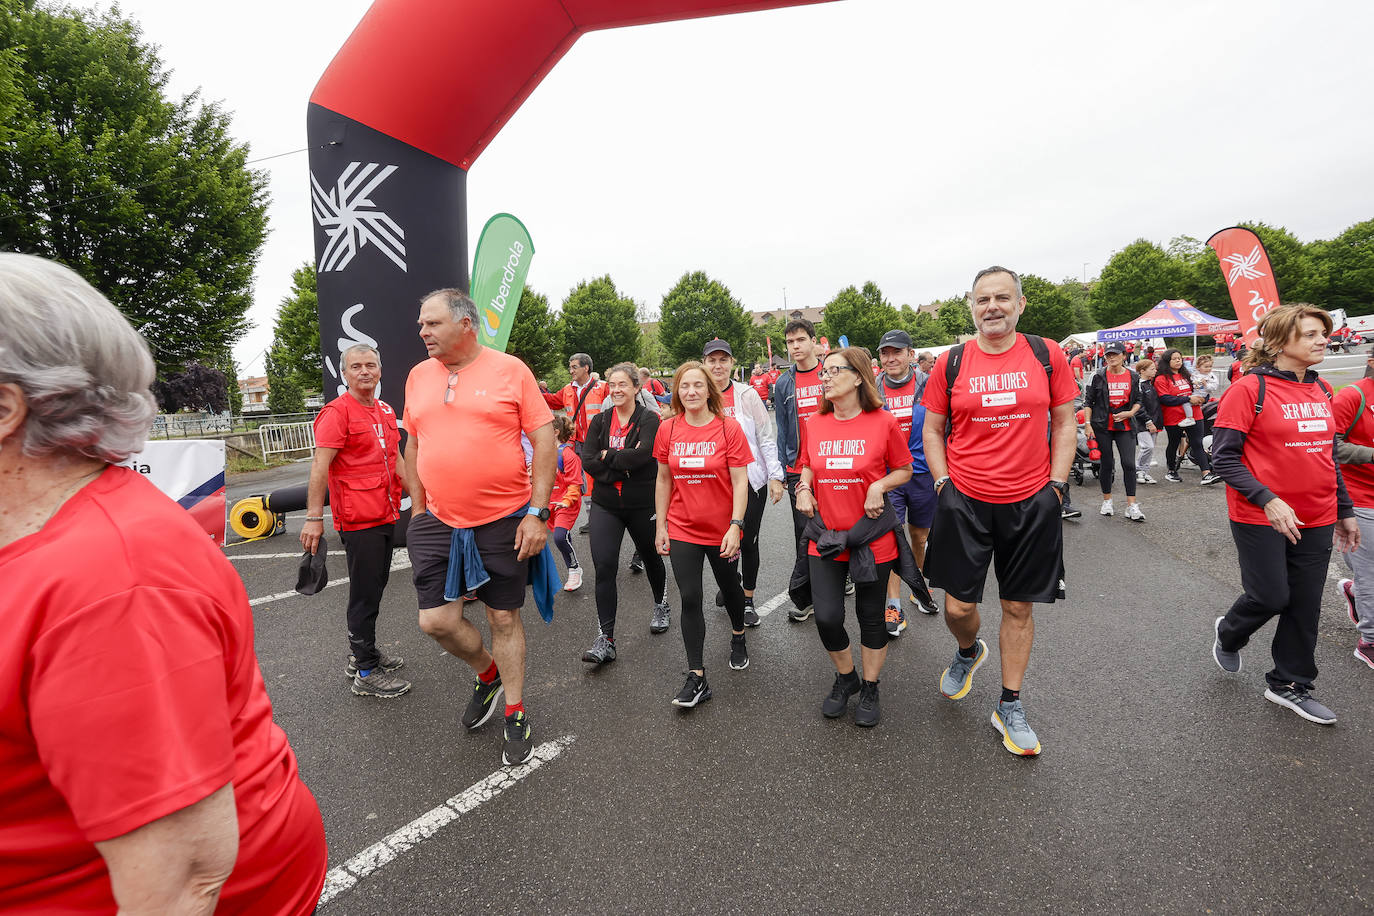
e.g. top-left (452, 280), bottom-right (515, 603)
top-left (408, 509), bottom-right (529, 611)
top-left (924, 482), bottom-right (1064, 604)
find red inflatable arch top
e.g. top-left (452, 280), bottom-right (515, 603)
top-left (312, 0), bottom-right (835, 170)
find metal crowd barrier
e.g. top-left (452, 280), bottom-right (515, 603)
top-left (258, 421), bottom-right (316, 461)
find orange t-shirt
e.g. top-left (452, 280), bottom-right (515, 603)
top-left (404, 349), bottom-right (554, 528)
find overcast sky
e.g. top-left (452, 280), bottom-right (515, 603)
top-left (97, 0), bottom-right (1374, 375)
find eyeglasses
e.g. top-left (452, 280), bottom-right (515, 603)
top-left (443, 370), bottom-right (459, 404)
top-left (818, 365), bottom-right (856, 379)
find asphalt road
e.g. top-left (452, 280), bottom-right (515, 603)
top-left (227, 377), bottom-right (1372, 916)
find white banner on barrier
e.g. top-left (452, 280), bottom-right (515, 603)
top-left (123, 439), bottom-right (228, 545)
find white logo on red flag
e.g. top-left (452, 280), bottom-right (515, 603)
top-left (1222, 246), bottom-right (1266, 287)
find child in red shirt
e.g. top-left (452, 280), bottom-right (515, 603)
top-left (549, 415), bottom-right (584, 590)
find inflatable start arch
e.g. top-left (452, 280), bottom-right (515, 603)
top-left (306, 0), bottom-right (835, 415)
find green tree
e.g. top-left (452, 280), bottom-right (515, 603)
top-left (818, 281), bottom-right (901, 352)
top-left (748, 315), bottom-right (789, 368)
top-left (1090, 239), bottom-right (1187, 329)
top-left (153, 362), bottom-right (229, 413)
top-left (638, 321), bottom-right (671, 372)
top-left (224, 357), bottom-right (242, 416)
top-left (269, 262), bottom-right (321, 393)
top-left (264, 348), bottom-right (304, 415)
top-left (935, 296), bottom-right (974, 338)
top-left (1311, 219), bottom-right (1374, 315)
top-left (558, 276), bottom-right (640, 371)
top-left (658, 271), bottom-right (752, 366)
top-left (0, 1), bottom-right (269, 376)
top-left (1057, 278), bottom-right (1096, 331)
top-left (1242, 221), bottom-right (1320, 304)
top-left (901, 306), bottom-right (953, 347)
top-left (505, 286), bottom-right (561, 378)
top-left (1018, 274), bottom-right (1075, 341)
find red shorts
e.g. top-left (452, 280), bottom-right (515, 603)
top-left (549, 503), bottom-right (580, 531)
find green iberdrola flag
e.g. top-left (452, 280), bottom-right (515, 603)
top-left (471, 213), bottom-right (535, 351)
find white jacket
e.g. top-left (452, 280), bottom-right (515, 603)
top-left (728, 380), bottom-right (784, 491)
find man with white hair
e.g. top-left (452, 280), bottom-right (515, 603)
top-left (0, 253), bottom-right (326, 913)
top-left (404, 288), bottom-right (556, 767)
top-left (302, 343), bottom-right (410, 698)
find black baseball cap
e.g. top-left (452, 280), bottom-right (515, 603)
top-left (878, 329), bottom-right (912, 351)
top-left (703, 338), bottom-right (732, 357)
top-left (1104, 341), bottom-right (1125, 354)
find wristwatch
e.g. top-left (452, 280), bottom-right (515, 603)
top-left (934, 475), bottom-right (950, 491)
top-left (527, 506), bottom-right (551, 522)
top-left (729, 519), bottom-right (745, 530)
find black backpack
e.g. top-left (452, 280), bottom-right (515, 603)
top-left (943, 334), bottom-right (1054, 433)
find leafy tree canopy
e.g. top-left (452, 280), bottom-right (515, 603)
top-left (558, 275), bottom-right (641, 372)
top-left (265, 348), bottom-right (304, 415)
top-left (658, 270), bottom-right (752, 366)
top-left (819, 281), bottom-right (900, 352)
top-left (506, 286), bottom-right (561, 379)
top-left (1018, 274), bottom-right (1075, 342)
top-left (270, 262), bottom-right (320, 393)
top-left (153, 362), bottom-right (228, 413)
top-left (935, 296), bottom-right (974, 338)
top-left (1090, 239), bottom-right (1186, 329)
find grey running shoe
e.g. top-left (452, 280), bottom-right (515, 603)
top-left (351, 668), bottom-right (412, 698)
top-left (581, 633), bottom-right (616, 665)
top-left (1212, 617), bottom-right (1241, 673)
top-left (672, 672), bottom-right (711, 708)
top-left (789, 604), bottom-right (814, 621)
top-left (991, 699), bottom-right (1042, 755)
top-left (650, 601), bottom-right (671, 634)
top-left (502, 711), bottom-right (534, 765)
top-left (1200, 472), bottom-right (1221, 486)
top-left (460, 675), bottom-right (504, 730)
top-left (742, 600), bottom-right (761, 628)
top-left (940, 638), bottom-right (989, 700)
top-left (1165, 471), bottom-right (1182, 483)
top-left (729, 633), bottom-right (749, 670)
top-left (822, 671), bottom-right (860, 718)
top-left (345, 653), bottom-right (405, 679)
top-left (1263, 684), bottom-right (1336, 725)
top-left (854, 680), bottom-right (881, 728)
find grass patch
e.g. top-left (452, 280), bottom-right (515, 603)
top-left (227, 452), bottom-right (296, 475)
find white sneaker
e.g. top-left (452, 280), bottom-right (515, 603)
top-left (1137, 472), bottom-right (1157, 485)
top-left (1099, 499), bottom-right (1114, 516)
top-left (1124, 502), bottom-right (1146, 522)
top-left (1178, 417), bottom-right (1195, 428)
top-left (563, 567), bottom-right (583, 591)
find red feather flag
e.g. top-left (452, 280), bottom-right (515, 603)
top-left (1206, 226), bottom-right (1282, 348)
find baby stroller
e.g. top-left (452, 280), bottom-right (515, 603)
top-left (1070, 405), bottom-right (1100, 485)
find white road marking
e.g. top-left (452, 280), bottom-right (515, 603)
top-left (229, 551), bottom-right (347, 561)
top-left (754, 592), bottom-right (790, 619)
top-left (246, 552), bottom-right (410, 607)
top-left (318, 735), bottom-right (576, 907)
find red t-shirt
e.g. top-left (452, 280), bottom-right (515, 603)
top-left (312, 392), bottom-right (403, 530)
top-left (879, 373), bottom-right (919, 441)
top-left (1216, 373), bottom-right (1337, 528)
top-left (551, 442), bottom-right (583, 509)
top-left (750, 374), bottom-right (770, 399)
top-left (608, 409), bottom-right (631, 493)
top-left (787, 364), bottom-right (824, 473)
top-left (1333, 377), bottom-right (1374, 508)
top-left (721, 384), bottom-right (738, 418)
top-left (1105, 368), bottom-right (1133, 432)
top-left (1155, 372), bottom-right (1202, 426)
top-left (0, 469), bottom-right (326, 914)
top-left (1069, 355), bottom-right (1084, 378)
top-left (921, 336), bottom-right (1078, 504)
top-left (799, 408), bottom-right (912, 562)
top-left (653, 414), bottom-right (752, 546)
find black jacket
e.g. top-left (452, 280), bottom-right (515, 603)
top-left (1083, 367), bottom-right (1141, 429)
top-left (787, 502), bottom-right (933, 611)
top-left (1137, 377), bottom-right (1162, 429)
top-left (580, 405), bottom-right (661, 510)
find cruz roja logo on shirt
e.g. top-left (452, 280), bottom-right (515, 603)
top-left (969, 371), bottom-right (1029, 408)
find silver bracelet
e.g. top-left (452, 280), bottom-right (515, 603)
top-left (305, 516), bottom-right (325, 521)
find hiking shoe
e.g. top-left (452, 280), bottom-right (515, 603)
top-left (789, 604), bottom-right (814, 621)
top-left (650, 601), bottom-right (671, 634)
top-left (1263, 684), bottom-right (1337, 725)
top-left (1338, 578), bottom-right (1358, 625)
top-left (1099, 499), bottom-right (1114, 517)
top-left (581, 633), bottom-right (616, 665)
top-left (629, 551), bottom-right (645, 574)
top-left (729, 633), bottom-right (749, 670)
top-left (991, 699), bottom-right (1042, 756)
top-left (1212, 617), bottom-right (1241, 673)
top-left (578, 523), bottom-right (591, 534)
top-left (743, 600), bottom-right (761, 628)
top-left (844, 577), bottom-right (856, 596)
top-left (822, 671), bottom-right (860, 718)
top-left (940, 638), bottom-right (988, 700)
top-left (1060, 500), bottom-right (1082, 520)
top-left (1137, 472), bottom-right (1157, 485)
top-left (351, 668), bottom-right (412, 698)
top-left (1200, 472), bottom-right (1221, 486)
top-left (885, 603), bottom-right (907, 637)
top-left (460, 675), bottom-right (504, 730)
top-left (671, 672), bottom-right (711, 708)
top-left (1165, 471), bottom-right (1182, 483)
top-left (1124, 502), bottom-right (1146, 522)
top-left (1355, 641), bottom-right (1374, 670)
top-left (911, 591), bottom-right (940, 615)
top-left (854, 680), bottom-right (881, 728)
top-left (563, 567), bottom-right (583, 591)
top-left (502, 711), bottom-right (534, 765)
top-left (345, 653), bottom-right (405, 679)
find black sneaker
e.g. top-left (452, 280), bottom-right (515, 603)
top-left (742, 599), bottom-right (760, 628)
top-left (714, 589), bottom-right (725, 608)
top-left (629, 551), bottom-right (645, 574)
top-left (502, 711), bottom-right (533, 765)
top-left (822, 670), bottom-right (860, 718)
top-left (460, 674), bottom-right (504, 730)
top-left (1264, 684), bottom-right (1336, 725)
top-left (581, 633), bottom-right (616, 665)
top-left (844, 577), bottom-right (855, 596)
top-left (1200, 472), bottom-right (1221, 486)
top-left (671, 672), bottom-right (712, 708)
top-left (579, 523), bottom-right (591, 534)
top-left (345, 653), bottom-right (405, 679)
top-left (650, 601), bottom-right (671, 634)
top-left (1165, 471), bottom-right (1182, 483)
top-left (910, 591), bottom-right (939, 615)
top-left (854, 680), bottom-right (881, 727)
top-left (1060, 498), bottom-right (1082, 520)
top-left (729, 633), bottom-right (749, 670)
top-left (351, 668), bottom-right (412, 698)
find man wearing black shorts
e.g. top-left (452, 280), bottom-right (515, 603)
top-left (921, 266), bottom-right (1078, 757)
top-left (404, 288), bottom-right (555, 767)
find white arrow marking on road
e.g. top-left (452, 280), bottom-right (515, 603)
top-left (317, 735), bottom-right (576, 907)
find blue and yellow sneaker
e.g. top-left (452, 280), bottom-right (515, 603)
top-left (992, 699), bottom-right (1042, 756)
top-left (939, 638), bottom-right (988, 700)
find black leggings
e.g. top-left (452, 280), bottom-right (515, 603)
top-left (740, 483), bottom-right (768, 591)
top-left (1165, 423), bottom-right (1211, 473)
top-left (670, 539), bottom-right (745, 670)
top-left (589, 502), bottom-right (665, 638)
top-left (808, 555), bottom-right (893, 652)
top-left (552, 526), bottom-right (579, 570)
top-left (1091, 424), bottom-right (1137, 497)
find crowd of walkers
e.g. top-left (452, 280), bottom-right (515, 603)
top-left (3, 250), bottom-right (1369, 910)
